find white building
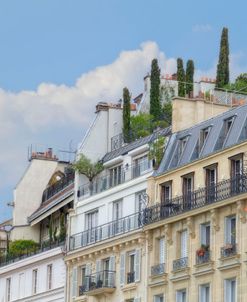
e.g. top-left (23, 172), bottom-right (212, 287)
top-left (0, 149), bottom-right (75, 302)
top-left (66, 101), bottom-right (171, 302)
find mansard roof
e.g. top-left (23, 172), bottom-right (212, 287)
top-left (102, 126), bottom-right (171, 163)
top-left (157, 104), bottom-right (247, 175)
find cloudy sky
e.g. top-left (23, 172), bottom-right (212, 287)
top-left (0, 0), bottom-right (247, 221)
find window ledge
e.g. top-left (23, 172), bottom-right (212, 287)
top-left (73, 296), bottom-right (88, 302)
top-left (121, 282), bottom-right (138, 292)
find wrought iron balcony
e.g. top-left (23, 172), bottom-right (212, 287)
top-left (196, 250), bottom-right (210, 265)
top-left (221, 243), bottom-right (237, 258)
top-left (77, 160), bottom-right (151, 199)
top-left (70, 212), bottom-right (142, 250)
top-left (143, 174), bottom-right (247, 226)
top-left (42, 172), bottom-right (74, 203)
top-left (173, 257), bottom-right (188, 271)
top-left (79, 270), bottom-right (115, 296)
top-left (127, 271), bottom-right (135, 284)
top-left (151, 263), bottom-right (165, 276)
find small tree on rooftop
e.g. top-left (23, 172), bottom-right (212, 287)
top-left (73, 154), bottom-right (103, 182)
top-left (122, 87), bottom-right (131, 143)
top-left (216, 27), bottom-right (230, 88)
top-left (185, 59), bottom-right (194, 97)
top-left (8, 240), bottom-right (39, 258)
top-left (177, 58), bottom-right (185, 97)
top-left (150, 58), bottom-right (162, 121)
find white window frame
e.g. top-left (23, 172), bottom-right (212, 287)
top-left (133, 153), bottom-right (150, 177)
top-left (224, 278), bottom-right (236, 302)
top-left (225, 215), bottom-right (236, 245)
top-left (200, 223), bottom-right (210, 246)
top-left (154, 294), bottom-right (164, 302)
top-left (47, 264), bottom-right (53, 290)
top-left (176, 288), bottom-right (187, 302)
top-left (199, 283), bottom-right (210, 302)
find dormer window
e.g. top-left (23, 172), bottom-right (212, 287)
top-left (199, 126), bottom-right (211, 152)
top-left (178, 137), bottom-right (188, 157)
top-left (225, 117), bottom-right (234, 136)
top-left (109, 165), bottom-right (123, 187)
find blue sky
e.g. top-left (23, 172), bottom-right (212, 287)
top-left (0, 0), bottom-right (247, 221)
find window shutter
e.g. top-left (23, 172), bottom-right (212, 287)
top-left (109, 256), bottom-right (115, 271)
top-left (85, 263), bottom-right (91, 291)
top-left (181, 230), bottom-right (188, 258)
top-left (134, 249), bottom-right (141, 282)
top-left (109, 256), bottom-right (115, 287)
top-left (120, 253), bottom-right (125, 286)
top-left (96, 259), bottom-right (102, 273)
top-left (159, 238), bottom-right (165, 264)
top-left (72, 266), bottom-right (78, 298)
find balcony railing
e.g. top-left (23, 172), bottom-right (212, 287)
top-left (79, 270), bottom-right (115, 295)
top-left (42, 172), bottom-right (74, 203)
top-left (221, 243), bottom-right (237, 258)
top-left (70, 212), bottom-right (142, 251)
top-left (0, 240), bottom-right (65, 267)
top-left (196, 250), bottom-right (210, 265)
top-left (143, 174), bottom-right (247, 225)
top-left (77, 160), bottom-right (152, 200)
top-left (151, 263), bottom-right (165, 276)
top-left (173, 257), bottom-right (188, 271)
top-left (127, 271), bottom-right (135, 284)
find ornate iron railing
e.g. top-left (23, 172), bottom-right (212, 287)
top-left (42, 172), bottom-right (74, 203)
top-left (143, 174), bottom-right (247, 225)
top-left (79, 270), bottom-right (115, 295)
top-left (221, 243), bottom-right (237, 258)
top-left (70, 212), bottom-right (142, 251)
top-left (77, 160), bottom-right (151, 199)
top-left (196, 250), bottom-right (210, 265)
top-left (151, 263), bottom-right (165, 276)
top-left (127, 271), bottom-right (135, 284)
top-left (173, 257), bottom-right (188, 271)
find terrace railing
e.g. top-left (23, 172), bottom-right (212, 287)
top-left (151, 263), bottom-right (165, 276)
top-left (42, 172), bottom-right (74, 203)
top-left (77, 160), bottom-right (151, 199)
top-left (196, 250), bottom-right (211, 265)
top-left (221, 243), bottom-right (237, 258)
top-left (173, 257), bottom-right (188, 271)
top-left (143, 174), bottom-right (247, 225)
top-left (70, 212), bottom-right (142, 251)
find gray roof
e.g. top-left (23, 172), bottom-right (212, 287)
top-left (157, 104), bottom-right (247, 175)
top-left (102, 127), bottom-right (171, 163)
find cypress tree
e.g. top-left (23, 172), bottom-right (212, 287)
top-left (185, 59), bottom-right (194, 97)
top-left (123, 87), bottom-right (131, 143)
top-left (216, 27), bottom-right (230, 88)
top-left (177, 58), bottom-right (185, 97)
top-left (150, 58), bottom-right (161, 121)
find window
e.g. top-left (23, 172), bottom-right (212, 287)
top-left (6, 278), bottom-right (11, 302)
top-left (128, 252), bottom-right (135, 283)
top-left (32, 269), bottom-right (38, 294)
top-left (18, 273), bottom-right (25, 298)
top-left (199, 284), bottom-right (210, 302)
top-left (81, 266), bottom-right (86, 286)
top-left (199, 127), bottom-right (211, 151)
top-left (47, 264), bottom-right (52, 290)
top-left (205, 165), bottom-right (217, 202)
top-left (133, 155), bottom-right (149, 178)
top-left (161, 181), bottom-right (172, 203)
top-left (182, 174), bottom-right (194, 208)
top-left (224, 117), bottom-right (234, 137)
top-left (86, 210), bottom-right (98, 242)
top-left (135, 190), bottom-right (147, 212)
top-left (225, 216), bottom-right (236, 245)
top-left (154, 295), bottom-right (164, 302)
top-left (230, 155), bottom-right (243, 193)
top-left (113, 200), bottom-right (122, 220)
top-left (201, 223), bottom-right (210, 247)
top-left (176, 289), bottom-right (187, 302)
top-left (180, 230), bottom-right (188, 258)
top-left (224, 278), bottom-right (236, 302)
top-left (127, 250), bottom-right (141, 283)
top-left (179, 137), bottom-right (188, 157)
top-left (109, 165), bottom-right (123, 187)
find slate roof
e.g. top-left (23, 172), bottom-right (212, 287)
top-left (157, 104), bottom-right (247, 175)
top-left (102, 127), bottom-right (171, 163)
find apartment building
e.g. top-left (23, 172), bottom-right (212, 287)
top-left (0, 149), bottom-right (74, 302)
top-left (143, 103), bottom-right (247, 302)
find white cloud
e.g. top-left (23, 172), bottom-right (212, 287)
top-left (192, 24), bottom-right (212, 33)
top-left (0, 41), bottom-right (176, 213)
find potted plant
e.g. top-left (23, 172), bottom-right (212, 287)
top-left (196, 244), bottom-right (209, 257)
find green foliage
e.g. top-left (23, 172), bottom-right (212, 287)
top-left (73, 154), bottom-right (103, 181)
top-left (59, 212), bottom-right (66, 242)
top-left (224, 73), bottom-right (247, 94)
top-left (49, 218), bottom-right (53, 243)
top-left (148, 136), bottom-right (166, 169)
top-left (130, 113), bottom-right (153, 139)
top-left (216, 27), bottom-right (230, 88)
top-left (162, 101), bottom-right (172, 124)
top-left (177, 58), bottom-right (185, 97)
top-left (123, 87), bottom-right (131, 143)
top-left (8, 240), bottom-right (39, 257)
top-left (185, 60), bottom-right (194, 96)
top-left (150, 58), bottom-right (162, 121)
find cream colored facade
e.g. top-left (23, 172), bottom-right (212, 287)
top-left (145, 141), bottom-right (247, 302)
